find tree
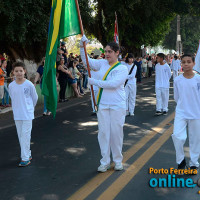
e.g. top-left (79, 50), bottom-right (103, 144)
top-left (0, 0), bottom-right (92, 62)
top-left (0, 0), bottom-right (51, 62)
top-left (85, 0), bottom-right (200, 55)
top-left (162, 15), bottom-right (200, 54)
top-left (1, 0), bottom-right (200, 62)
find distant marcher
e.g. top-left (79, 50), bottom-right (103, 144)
top-left (123, 53), bottom-right (137, 116)
top-left (9, 62), bottom-right (38, 167)
top-left (155, 53), bottom-right (171, 116)
top-left (171, 55), bottom-right (181, 80)
top-left (147, 56), bottom-right (153, 77)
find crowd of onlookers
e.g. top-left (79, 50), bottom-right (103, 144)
top-left (0, 42), bottom-right (181, 115)
top-left (0, 54), bottom-right (14, 111)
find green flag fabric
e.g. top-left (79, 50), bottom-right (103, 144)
top-left (59, 0), bottom-right (81, 38)
top-left (42, 0), bottom-right (81, 117)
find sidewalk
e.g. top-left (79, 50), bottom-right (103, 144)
top-left (0, 89), bottom-right (91, 130)
top-left (0, 75), bottom-right (156, 129)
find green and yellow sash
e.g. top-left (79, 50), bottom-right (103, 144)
top-left (96, 61), bottom-right (121, 108)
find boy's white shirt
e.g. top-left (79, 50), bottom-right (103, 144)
top-left (155, 63), bottom-right (171, 88)
top-left (174, 74), bottom-right (200, 119)
top-left (80, 48), bottom-right (128, 109)
top-left (9, 79), bottom-right (38, 120)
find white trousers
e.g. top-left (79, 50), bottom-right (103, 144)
top-left (156, 88), bottom-right (169, 112)
top-left (15, 120), bottom-right (32, 161)
top-left (172, 113), bottom-right (200, 167)
top-left (173, 70), bottom-right (178, 80)
top-left (125, 84), bottom-right (136, 115)
top-left (97, 108), bottom-right (126, 165)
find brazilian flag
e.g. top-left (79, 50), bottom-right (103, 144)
top-left (42, 0), bottom-right (81, 117)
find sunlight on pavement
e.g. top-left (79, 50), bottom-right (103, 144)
top-left (124, 123), bottom-right (140, 129)
top-left (64, 147), bottom-right (86, 156)
top-left (79, 121), bottom-right (98, 126)
top-left (63, 120), bottom-right (71, 124)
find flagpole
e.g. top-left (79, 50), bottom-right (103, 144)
top-left (115, 12), bottom-right (119, 45)
top-left (75, 0), bottom-right (98, 112)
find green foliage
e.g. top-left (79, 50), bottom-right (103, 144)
top-left (1, 0), bottom-right (200, 61)
top-left (85, 0), bottom-right (200, 54)
top-left (0, 0), bottom-right (51, 61)
top-left (0, 0), bottom-right (92, 61)
top-left (162, 15), bottom-right (200, 54)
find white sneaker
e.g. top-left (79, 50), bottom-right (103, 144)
top-left (97, 164), bottom-right (110, 172)
top-left (130, 113), bottom-right (134, 116)
top-left (114, 163), bottom-right (123, 171)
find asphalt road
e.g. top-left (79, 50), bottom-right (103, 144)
top-left (0, 77), bottom-right (200, 200)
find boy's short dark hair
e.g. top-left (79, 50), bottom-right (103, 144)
top-left (181, 54), bottom-right (195, 62)
top-left (13, 62), bottom-right (26, 70)
top-left (157, 53), bottom-right (165, 60)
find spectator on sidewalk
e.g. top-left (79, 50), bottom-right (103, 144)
top-left (142, 56), bottom-right (148, 78)
top-left (134, 57), bottom-right (142, 83)
top-left (56, 42), bottom-right (64, 65)
top-left (57, 57), bottom-right (71, 102)
top-left (9, 62), bottom-right (38, 167)
top-left (0, 58), bottom-right (6, 108)
top-left (68, 60), bottom-right (83, 98)
top-left (1, 59), bottom-right (11, 107)
top-left (34, 58), bottom-right (51, 116)
top-left (61, 41), bottom-right (68, 65)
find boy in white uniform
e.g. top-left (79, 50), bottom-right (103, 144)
top-left (9, 62), bottom-right (38, 167)
top-left (80, 35), bottom-right (128, 172)
top-left (155, 53), bottom-right (171, 116)
top-left (172, 54), bottom-right (200, 172)
top-left (123, 53), bottom-right (137, 116)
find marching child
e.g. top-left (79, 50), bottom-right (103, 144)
top-left (171, 55), bottom-right (181, 80)
top-left (155, 53), bottom-right (171, 115)
top-left (9, 62), bottom-right (38, 167)
top-left (172, 54), bottom-right (200, 171)
top-left (123, 53), bottom-right (137, 116)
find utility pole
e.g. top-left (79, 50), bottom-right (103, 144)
top-left (176, 15), bottom-right (182, 55)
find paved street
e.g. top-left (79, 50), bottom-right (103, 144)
top-left (0, 77), bottom-right (200, 200)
